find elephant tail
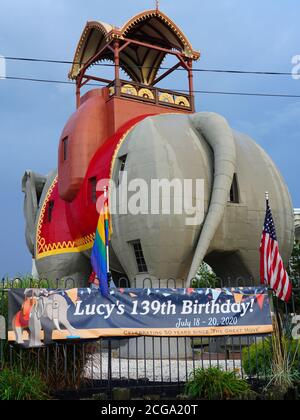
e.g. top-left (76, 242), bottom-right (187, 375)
top-left (22, 171), bottom-right (47, 257)
top-left (187, 112), bottom-right (237, 285)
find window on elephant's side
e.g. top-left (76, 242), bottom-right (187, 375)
top-left (229, 174), bottom-right (240, 203)
top-left (129, 240), bottom-right (148, 273)
top-left (118, 154), bottom-right (128, 186)
top-left (62, 136), bottom-right (69, 161)
top-left (88, 177), bottom-right (97, 204)
top-left (48, 200), bottom-right (55, 223)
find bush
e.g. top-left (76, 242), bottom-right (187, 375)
top-left (0, 369), bottom-right (48, 400)
top-left (185, 367), bottom-right (250, 400)
top-left (192, 263), bottom-right (220, 289)
top-left (289, 241), bottom-right (300, 288)
top-left (242, 338), bottom-right (299, 378)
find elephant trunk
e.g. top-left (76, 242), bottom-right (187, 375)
top-left (187, 112), bottom-right (237, 286)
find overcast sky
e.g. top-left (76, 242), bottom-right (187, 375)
top-left (0, 0), bottom-right (299, 277)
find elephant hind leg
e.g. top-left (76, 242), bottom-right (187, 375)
top-left (12, 315), bottom-right (25, 344)
top-left (205, 251), bottom-right (255, 287)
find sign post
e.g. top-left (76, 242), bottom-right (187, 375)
top-left (0, 315), bottom-right (5, 340)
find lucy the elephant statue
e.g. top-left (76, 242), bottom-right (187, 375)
top-left (22, 112), bottom-right (295, 287)
top-left (13, 289), bottom-right (78, 347)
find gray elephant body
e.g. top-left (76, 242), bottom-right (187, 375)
top-left (23, 112), bottom-right (294, 286)
top-left (13, 293), bottom-right (77, 347)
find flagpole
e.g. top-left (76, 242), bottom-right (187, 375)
top-left (264, 190), bottom-right (283, 343)
top-left (104, 186), bottom-right (110, 274)
top-left (264, 191), bottom-right (269, 290)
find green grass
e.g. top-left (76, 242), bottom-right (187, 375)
top-left (0, 368), bottom-right (49, 400)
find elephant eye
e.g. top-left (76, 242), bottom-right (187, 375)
top-left (53, 302), bottom-right (59, 308)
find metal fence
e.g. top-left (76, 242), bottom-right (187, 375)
top-left (0, 277), bottom-right (299, 399)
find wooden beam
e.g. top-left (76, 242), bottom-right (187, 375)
top-left (82, 75), bottom-right (113, 85)
top-left (187, 60), bottom-right (195, 112)
top-left (152, 62), bottom-right (182, 86)
top-left (122, 37), bottom-right (187, 59)
top-left (114, 40), bottom-right (121, 96)
top-left (119, 41), bottom-right (131, 53)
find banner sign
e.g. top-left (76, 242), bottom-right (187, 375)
top-left (8, 287), bottom-right (273, 348)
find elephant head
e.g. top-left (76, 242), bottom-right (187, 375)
top-left (28, 292), bottom-right (79, 347)
top-left (37, 293), bottom-right (77, 333)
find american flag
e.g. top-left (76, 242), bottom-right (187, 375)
top-left (260, 198), bottom-right (292, 302)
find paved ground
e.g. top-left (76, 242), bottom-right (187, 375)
top-left (85, 353), bottom-right (242, 382)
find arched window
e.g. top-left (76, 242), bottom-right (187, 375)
top-left (229, 174), bottom-right (240, 204)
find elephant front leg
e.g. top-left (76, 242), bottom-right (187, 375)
top-left (28, 312), bottom-right (43, 347)
top-left (15, 327), bottom-right (25, 345)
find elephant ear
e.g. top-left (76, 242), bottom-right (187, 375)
top-left (187, 112), bottom-right (237, 285)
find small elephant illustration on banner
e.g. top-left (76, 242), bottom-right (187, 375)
top-left (12, 289), bottom-right (80, 347)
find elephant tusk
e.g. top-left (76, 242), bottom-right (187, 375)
top-left (53, 318), bottom-right (62, 331)
top-left (187, 112), bottom-right (237, 286)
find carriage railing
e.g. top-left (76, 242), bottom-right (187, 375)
top-left (107, 79), bottom-right (194, 112)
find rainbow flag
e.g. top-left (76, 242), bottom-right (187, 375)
top-left (91, 200), bottom-right (111, 296)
